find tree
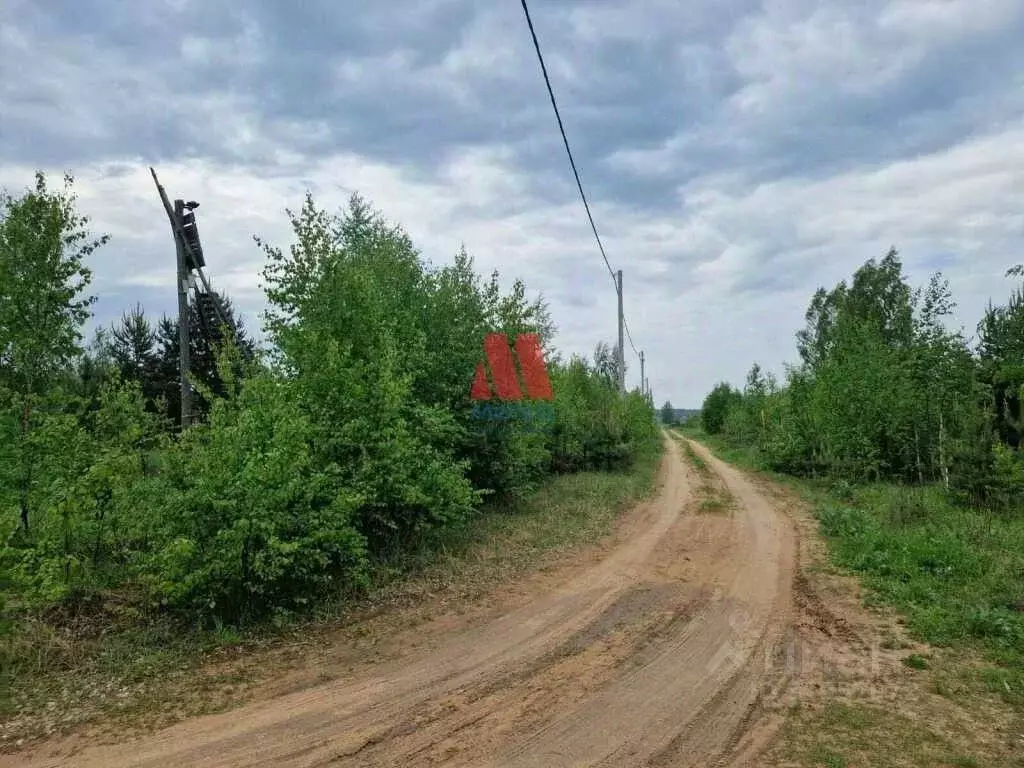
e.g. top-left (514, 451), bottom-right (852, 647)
top-left (108, 304), bottom-right (157, 379)
top-left (592, 341), bottom-right (624, 386)
top-left (660, 400), bottom-right (676, 425)
top-left (796, 248), bottom-right (913, 371)
top-left (258, 193), bottom-right (480, 545)
top-left (104, 303), bottom-right (165, 412)
top-left (705, 249), bottom-right (982, 488)
top-left (155, 291), bottom-right (256, 425)
top-left (0, 172), bottom-right (107, 531)
top-left (701, 383), bottom-right (741, 435)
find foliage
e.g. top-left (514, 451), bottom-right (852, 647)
top-left (3, 378), bottom-right (165, 607)
top-left (1, 176), bottom-right (656, 638)
top-left (138, 372), bottom-right (368, 621)
top-left (703, 249), bottom-right (991, 490)
top-left (549, 357), bottom-right (656, 473)
top-left (659, 400), bottom-right (676, 425)
top-left (697, 248), bottom-right (1024, 713)
top-left (0, 173), bottom-right (107, 536)
top-left (0, 173), bottom-right (106, 395)
top-left (701, 382), bottom-right (742, 435)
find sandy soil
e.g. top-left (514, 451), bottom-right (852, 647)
top-left (7, 435), bottom-right (803, 768)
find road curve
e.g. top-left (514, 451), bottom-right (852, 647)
top-left (12, 435), bottom-right (796, 768)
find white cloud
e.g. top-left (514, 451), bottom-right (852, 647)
top-left (878, 0), bottom-right (1023, 38)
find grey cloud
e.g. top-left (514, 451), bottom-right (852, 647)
top-left (4, 0), bottom-right (1024, 407)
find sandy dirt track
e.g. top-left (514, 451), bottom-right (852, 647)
top-left (12, 435), bottom-right (798, 767)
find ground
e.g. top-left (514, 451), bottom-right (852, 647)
top-left (2, 433), bottom-right (1020, 766)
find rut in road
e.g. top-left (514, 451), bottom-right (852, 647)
top-left (13, 435), bottom-right (797, 768)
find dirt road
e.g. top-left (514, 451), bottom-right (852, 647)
top-left (14, 436), bottom-right (798, 767)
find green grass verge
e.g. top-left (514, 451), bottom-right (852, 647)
top-left (815, 483), bottom-right (1024, 709)
top-left (0, 437), bottom-right (665, 741)
top-left (681, 426), bottom-right (1024, 713)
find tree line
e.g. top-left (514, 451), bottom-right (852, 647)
top-left (0, 172), bottom-right (656, 629)
top-left (700, 248), bottom-right (1024, 510)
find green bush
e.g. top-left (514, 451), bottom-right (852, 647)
top-left (701, 382), bottom-right (742, 435)
top-left (549, 359), bottom-right (655, 473)
top-left (137, 373), bottom-right (368, 621)
top-left (1, 180), bottom-right (656, 631)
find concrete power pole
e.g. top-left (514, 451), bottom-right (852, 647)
top-left (173, 199), bottom-right (192, 429)
top-left (616, 269), bottom-right (625, 394)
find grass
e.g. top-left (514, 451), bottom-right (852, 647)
top-left (682, 440), bottom-right (707, 471)
top-left (0, 437), bottom-right (665, 746)
top-left (814, 485), bottom-right (1024, 708)
top-left (772, 701), bottom-right (1008, 768)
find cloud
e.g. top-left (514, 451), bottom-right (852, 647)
top-left (2, 0), bottom-right (1024, 406)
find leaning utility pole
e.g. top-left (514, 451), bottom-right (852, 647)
top-left (172, 199), bottom-right (192, 429)
top-left (616, 269), bottom-right (625, 394)
top-left (150, 168), bottom-right (192, 429)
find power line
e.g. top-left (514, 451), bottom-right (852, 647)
top-left (520, 0), bottom-right (646, 393)
top-left (519, 0), bottom-right (616, 286)
top-left (623, 315), bottom-right (640, 356)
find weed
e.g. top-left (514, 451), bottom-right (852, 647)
top-left (684, 443), bottom-right (708, 472)
top-left (699, 498), bottom-right (727, 513)
top-left (903, 653), bottom-right (930, 670)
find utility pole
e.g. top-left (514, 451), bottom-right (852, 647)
top-left (173, 199), bottom-right (192, 429)
top-left (150, 168), bottom-right (193, 429)
top-left (616, 269), bottom-right (625, 394)
top-left (639, 350), bottom-right (645, 397)
top-left (150, 168), bottom-right (228, 431)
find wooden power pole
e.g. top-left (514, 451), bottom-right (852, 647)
top-left (150, 168), bottom-right (192, 429)
top-left (173, 198), bottom-right (192, 429)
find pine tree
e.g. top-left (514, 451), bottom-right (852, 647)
top-left (156, 291), bottom-right (256, 426)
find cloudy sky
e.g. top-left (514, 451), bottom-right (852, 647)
top-left (3, 0), bottom-right (1024, 406)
